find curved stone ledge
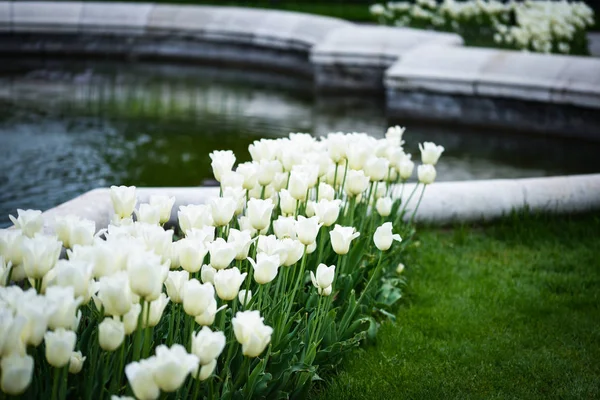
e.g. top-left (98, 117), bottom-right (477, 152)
top-left (34, 174), bottom-right (600, 234)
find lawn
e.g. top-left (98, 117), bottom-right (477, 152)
top-left (313, 211), bottom-right (600, 399)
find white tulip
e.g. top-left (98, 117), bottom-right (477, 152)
top-left (419, 142), bottom-right (444, 165)
top-left (110, 186), bottom-right (137, 219)
top-left (178, 205), bottom-right (213, 235)
top-left (293, 164), bottom-right (319, 188)
top-left (317, 182), bottom-right (335, 201)
top-left (398, 158), bottom-right (415, 180)
top-left (236, 162), bottom-right (258, 190)
top-left (8, 209), bottom-right (43, 238)
top-left (306, 241), bottom-right (317, 254)
top-left (310, 263), bottom-right (335, 291)
top-left (183, 279), bottom-right (215, 316)
top-left (296, 216), bottom-right (322, 246)
top-left (373, 222), bottom-right (402, 251)
top-left (386, 125), bottom-right (405, 147)
top-left (396, 263), bottom-right (405, 274)
top-left (273, 216), bottom-right (297, 239)
top-left (191, 359), bottom-right (217, 381)
top-left (376, 197), bottom-right (393, 217)
top-left (164, 270), bottom-right (189, 304)
top-left (319, 285), bottom-right (332, 296)
top-left (21, 234), bottom-right (62, 280)
top-left (346, 144), bottom-right (370, 170)
top-left (208, 238), bottom-right (236, 270)
top-left (0, 353), bottom-right (34, 395)
top-left (69, 351), bottom-right (86, 374)
top-left (209, 197), bottom-right (237, 227)
top-left (44, 328), bottom-right (76, 367)
top-left (135, 204), bottom-right (161, 226)
top-left (227, 229), bottom-right (253, 260)
top-left (248, 253), bottom-right (280, 284)
top-left (329, 225), bottom-right (360, 255)
top-left (256, 159), bottom-right (280, 186)
top-left (200, 264), bottom-right (217, 285)
top-left (288, 171), bottom-right (310, 201)
top-left (176, 238), bottom-right (208, 273)
top-left (280, 239), bottom-right (304, 267)
top-left (194, 298), bottom-right (226, 326)
top-left (305, 201), bottom-right (316, 218)
top-left (45, 286), bottom-right (83, 331)
top-left (17, 295), bottom-right (52, 347)
top-left (96, 271), bottom-right (132, 317)
top-left (247, 198), bottom-right (274, 231)
top-left (99, 318), bottom-right (125, 351)
top-left (0, 229), bottom-right (25, 269)
top-left (209, 150), bottom-right (236, 182)
top-left (191, 326), bottom-right (226, 365)
top-left (327, 133), bottom-right (347, 163)
top-left (278, 189), bottom-right (297, 216)
top-left (145, 293), bottom-right (170, 327)
top-left (213, 267), bottom-right (246, 301)
top-left (238, 289), bottom-right (252, 307)
top-left (47, 260), bottom-right (93, 302)
top-left (153, 344), bottom-right (199, 392)
top-left (223, 186), bottom-right (246, 215)
top-left (121, 303), bottom-right (142, 335)
top-left (127, 251), bottom-right (167, 301)
top-left (54, 215), bottom-right (95, 248)
top-left (149, 195), bottom-right (175, 224)
top-left (418, 164), bottom-right (437, 185)
top-left (186, 226), bottom-right (215, 244)
top-left (220, 170), bottom-right (245, 189)
top-left (125, 359), bottom-right (160, 400)
top-left (0, 309), bottom-right (27, 357)
top-left (313, 199), bottom-right (342, 227)
top-left (271, 172), bottom-right (289, 192)
top-left (364, 157), bottom-right (390, 182)
top-left (232, 310), bottom-right (273, 358)
top-left (344, 170), bottom-right (369, 197)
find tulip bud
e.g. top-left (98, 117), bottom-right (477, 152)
top-left (99, 318), bottom-right (125, 351)
top-left (44, 328), bottom-right (77, 367)
top-left (69, 351), bottom-right (86, 374)
top-left (396, 263), bottom-right (405, 274)
top-left (278, 189), bottom-right (297, 216)
top-left (329, 225), bottom-right (360, 255)
top-left (125, 359), bottom-right (160, 400)
top-left (183, 279), bottom-right (215, 316)
top-left (344, 170), bottom-right (369, 197)
top-left (373, 222), bottom-right (402, 251)
top-left (419, 142), bottom-right (444, 165)
top-left (306, 241), bottom-right (317, 254)
top-left (319, 285), bottom-right (332, 296)
top-left (232, 310), bottom-right (273, 357)
top-left (305, 201), bottom-right (316, 218)
top-left (209, 197), bottom-right (237, 227)
top-left (135, 204), bottom-right (161, 225)
top-left (418, 164), bottom-right (437, 185)
top-left (376, 197), bottom-right (393, 217)
top-left (121, 303), bottom-right (142, 335)
top-left (310, 263), bottom-right (335, 292)
top-left (248, 253), bottom-right (280, 285)
top-left (208, 238), bottom-right (236, 270)
top-left (191, 326), bottom-right (226, 365)
top-left (164, 270), bottom-right (189, 304)
top-left (110, 186), bottom-right (137, 219)
top-left (246, 198), bottom-right (274, 231)
top-left (238, 289), bottom-right (252, 307)
top-left (296, 216), bottom-right (322, 246)
top-left (201, 264), bottom-right (216, 285)
top-left (209, 150), bottom-right (236, 182)
top-left (192, 359), bottom-right (217, 381)
top-left (149, 195), bottom-right (175, 224)
top-left (213, 267), bottom-right (246, 301)
top-left (0, 353), bottom-right (34, 395)
top-left (8, 209), bottom-right (43, 238)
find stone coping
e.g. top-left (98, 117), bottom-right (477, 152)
top-left (34, 174), bottom-right (600, 234)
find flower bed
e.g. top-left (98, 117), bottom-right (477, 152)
top-left (370, 0), bottom-right (595, 55)
top-left (0, 129), bottom-right (444, 399)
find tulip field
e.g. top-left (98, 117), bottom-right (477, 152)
top-left (0, 129), bottom-right (444, 399)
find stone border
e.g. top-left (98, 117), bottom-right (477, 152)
top-left (35, 173), bottom-right (600, 233)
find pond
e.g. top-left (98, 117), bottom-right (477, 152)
top-left (1, 58), bottom-right (599, 227)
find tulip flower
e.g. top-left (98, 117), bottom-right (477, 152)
top-left (279, 239), bottom-right (304, 266)
top-left (145, 293), bottom-right (170, 327)
top-left (69, 351), bottom-right (86, 374)
top-left (178, 204), bottom-right (213, 235)
top-left (125, 359), bottom-right (160, 400)
top-left (256, 159), bottom-right (280, 186)
top-left (247, 198), bottom-right (274, 231)
top-left (191, 359), bottom-right (217, 381)
top-left (17, 295), bottom-right (52, 347)
top-left (278, 189), bottom-right (297, 216)
top-left (201, 264), bottom-right (216, 285)
top-left (54, 215), bottom-right (96, 248)
top-left (194, 298), bottom-right (226, 326)
top-left (127, 252), bottom-right (167, 301)
top-left (135, 204), bottom-right (161, 225)
top-left (396, 263), bottom-right (405, 274)
top-left (223, 186), bottom-right (246, 215)
top-left (329, 225), bottom-right (360, 255)
top-left (191, 326), bottom-right (226, 365)
top-left (186, 226), bottom-right (215, 243)
top-left (305, 201), bottom-right (316, 218)
top-left (164, 270), bottom-right (189, 304)
top-left (317, 182), bottom-right (335, 201)
top-left (398, 159), bottom-right (414, 180)
top-left (273, 216), bottom-right (297, 239)
top-left (176, 238), bottom-right (208, 273)
top-left (313, 199), bottom-right (342, 227)
top-left (364, 156), bottom-right (389, 182)
top-left (419, 142), bottom-right (444, 165)
top-left (209, 150), bottom-right (236, 182)
top-left (236, 162), bottom-right (258, 190)
top-left (296, 216), bottom-right (322, 246)
top-left (220, 170), bottom-right (245, 189)
top-left (96, 271), bottom-right (133, 317)
top-left (344, 170), bottom-right (369, 197)
top-left (121, 303), bottom-right (142, 335)
top-left (214, 267), bottom-right (247, 301)
top-left (227, 229), bottom-right (253, 260)
top-left (183, 279), bottom-right (215, 316)
top-left (232, 310), bottom-right (273, 357)
top-left (0, 353), bottom-right (34, 395)
top-left (376, 197), bottom-right (393, 217)
top-left (110, 186), bottom-right (137, 219)
top-left (9, 209), bottom-right (43, 238)
top-left (310, 263), bottom-right (335, 291)
top-left (47, 260), bottom-right (93, 302)
top-left (208, 238), bottom-right (236, 270)
top-left (327, 133), bottom-right (347, 163)
top-left (238, 289), bottom-right (252, 306)
top-left (149, 195), bottom-right (175, 224)
top-left (418, 164), bottom-right (437, 185)
top-left (209, 197), bottom-right (237, 226)
top-left (0, 309), bottom-right (27, 357)
top-left (153, 344), bottom-right (199, 392)
top-left (288, 171), bottom-right (310, 201)
top-left (21, 234), bottom-right (62, 280)
top-left (373, 222), bottom-right (402, 251)
top-left (292, 164), bottom-right (319, 188)
top-left (99, 318), bottom-right (125, 351)
top-left (44, 328), bottom-right (77, 367)
top-left (0, 229), bottom-right (25, 269)
top-left (346, 144), bottom-right (370, 171)
top-left (386, 125), bottom-right (405, 147)
top-left (45, 286), bottom-right (83, 330)
top-left (248, 253), bottom-right (280, 284)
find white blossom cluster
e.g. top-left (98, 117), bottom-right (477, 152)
top-left (370, 0), bottom-right (595, 54)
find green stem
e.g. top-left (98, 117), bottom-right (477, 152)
top-left (260, 185), bottom-right (266, 200)
top-left (332, 162), bottom-right (339, 193)
top-left (400, 183), bottom-right (421, 218)
top-left (51, 366), bottom-right (60, 400)
top-left (409, 185), bottom-right (427, 225)
top-left (167, 304), bottom-right (175, 346)
top-left (339, 162), bottom-right (349, 198)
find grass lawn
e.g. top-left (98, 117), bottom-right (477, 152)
top-left (313, 212), bottom-right (600, 399)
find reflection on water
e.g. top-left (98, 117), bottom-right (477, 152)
top-left (1, 58), bottom-right (599, 227)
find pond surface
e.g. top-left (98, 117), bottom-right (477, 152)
top-left (1, 58), bottom-right (599, 227)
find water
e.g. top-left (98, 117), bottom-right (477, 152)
top-left (1, 58), bottom-right (599, 227)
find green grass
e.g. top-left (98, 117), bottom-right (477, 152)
top-left (313, 212), bottom-right (600, 399)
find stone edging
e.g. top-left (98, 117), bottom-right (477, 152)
top-left (36, 173), bottom-right (600, 232)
